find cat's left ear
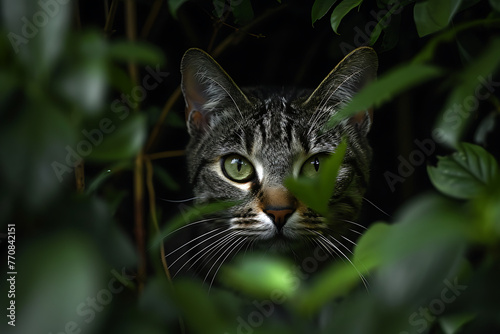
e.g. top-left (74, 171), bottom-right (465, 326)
top-left (303, 47), bottom-right (378, 135)
top-left (180, 48), bottom-right (251, 136)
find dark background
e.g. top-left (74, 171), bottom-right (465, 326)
top-left (77, 0), bottom-right (499, 227)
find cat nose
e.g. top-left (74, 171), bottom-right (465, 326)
top-left (263, 207), bottom-right (295, 230)
top-left (262, 187), bottom-right (297, 230)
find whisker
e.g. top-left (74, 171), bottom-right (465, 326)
top-left (169, 229), bottom-right (230, 275)
top-left (162, 217), bottom-right (223, 240)
top-left (363, 197), bottom-right (391, 217)
top-left (207, 237), bottom-right (247, 293)
top-left (349, 229), bottom-right (363, 235)
top-left (190, 231), bottom-right (241, 273)
top-left (341, 235), bottom-right (357, 247)
top-left (159, 197), bottom-right (199, 203)
top-left (309, 229), bottom-right (369, 290)
top-left (339, 219), bottom-right (367, 230)
top-left (202, 234), bottom-right (242, 283)
top-left (165, 227), bottom-right (222, 257)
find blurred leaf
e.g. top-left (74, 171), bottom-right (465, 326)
top-left (374, 240), bottom-right (466, 307)
top-left (364, 195), bottom-right (470, 307)
top-left (88, 114), bottom-right (147, 162)
top-left (108, 41), bottom-right (165, 66)
top-left (434, 38), bottom-right (500, 147)
top-left (439, 313), bottom-right (476, 334)
top-left (16, 232), bottom-right (105, 334)
top-left (296, 261), bottom-right (364, 315)
top-left (138, 277), bottom-right (179, 323)
top-left (353, 222), bottom-right (390, 269)
top-left (474, 112), bottom-right (497, 146)
top-left (471, 175), bottom-right (500, 242)
top-left (108, 63), bottom-right (135, 95)
top-left (428, 143), bottom-right (500, 200)
top-left (213, 0), bottom-right (226, 17)
top-left (169, 0), bottom-right (190, 18)
top-left (285, 139), bottom-right (347, 217)
top-left (60, 58), bottom-right (108, 113)
top-left (330, 0), bottom-right (363, 34)
top-left (491, 0), bottom-right (500, 11)
top-left (231, 0), bottom-right (254, 24)
top-left (370, 2), bottom-right (401, 46)
top-left (413, 18), bottom-right (500, 64)
top-left (172, 280), bottom-right (232, 333)
top-left (414, 0), bottom-right (464, 37)
top-left (312, 0), bottom-right (339, 25)
top-left (153, 164), bottom-right (180, 191)
top-left (384, 194), bottom-right (472, 258)
top-left (0, 102), bottom-right (75, 211)
top-left (328, 64), bottom-right (443, 128)
top-left (0, 69), bottom-right (21, 107)
top-left (220, 254), bottom-right (296, 299)
top-left (3, 0), bottom-right (70, 77)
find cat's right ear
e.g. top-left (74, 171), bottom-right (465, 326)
top-left (180, 48), bottom-right (250, 136)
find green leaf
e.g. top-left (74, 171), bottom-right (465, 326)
top-left (353, 222), bottom-right (390, 269)
top-left (491, 0), bottom-right (500, 11)
top-left (172, 280), bottom-right (232, 333)
top-left (88, 114), bottom-right (147, 162)
top-left (474, 112), bottom-right (497, 146)
top-left (213, 0), bottom-right (226, 18)
top-left (220, 254), bottom-right (296, 299)
top-left (168, 0), bottom-right (190, 18)
top-left (433, 38), bottom-right (500, 147)
top-left (108, 41), bottom-right (165, 65)
top-left (3, 0), bottom-right (71, 77)
top-left (231, 0), bottom-right (255, 24)
top-left (16, 232), bottom-right (105, 334)
top-left (312, 0), bottom-right (339, 25)
top-left (296, 261), bottom-right (365, 315)
top-left (439, 313), bottom-right (476, 334)
top-left (369, 2), bottom-right (403, 45)
top-left (414, 0), bottom-right (464, 37)
top-left (413, 18), bottom-right (500, 64)
top-left (428, 143), bottom-right (499, 200)
top-left (328, 63), bottom-right (443, 128)
top-left (330, 0), bottom-right (363, 34)
top-left (284, 139), bottom-right (347, 217)
top-left (60, 58), bottom-right (108, 113)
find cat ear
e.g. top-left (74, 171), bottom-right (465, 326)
top-left (180, 48), bottom-right (250, 136)
top-left (303, 46), bottom-right (378, 135)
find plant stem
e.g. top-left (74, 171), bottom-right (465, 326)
top-left (104, 0), bottom-right (119, 37)
top-left (145, 158), bottom-right (172, 281)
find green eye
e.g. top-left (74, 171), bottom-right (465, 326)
top-left (301, 154), bottom-right (328, 178)
top-left (221, 154), bottom-right (255, 183)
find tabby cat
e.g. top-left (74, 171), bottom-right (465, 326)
top-left (168, 47), bottom-right (378, 282)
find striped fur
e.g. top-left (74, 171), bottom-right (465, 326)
top-left (174, 47), bottom-right (378, 278)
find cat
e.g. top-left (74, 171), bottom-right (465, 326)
top-left (167, 47), bottom-right (378, 283)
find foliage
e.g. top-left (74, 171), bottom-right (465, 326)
top-left (1, 0), bottom-right (500, 334)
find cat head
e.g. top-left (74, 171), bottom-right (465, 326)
top-left (180, 47), bottom-right (377, 253)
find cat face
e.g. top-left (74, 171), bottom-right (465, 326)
top-left (180, 47), bottom-right (377, 254)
